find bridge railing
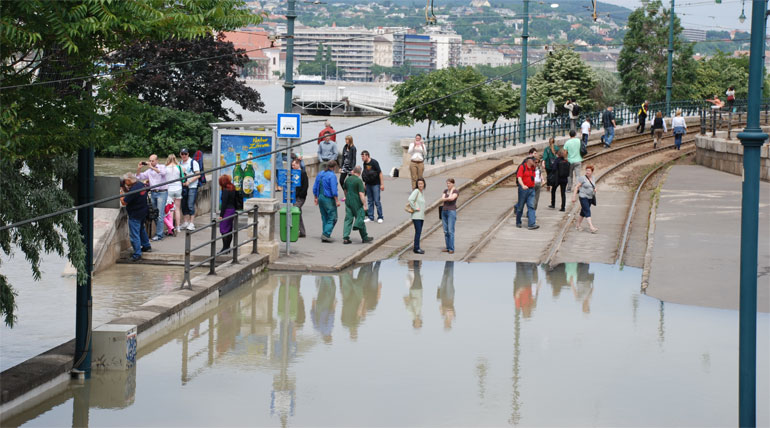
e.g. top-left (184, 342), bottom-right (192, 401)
top-left (423, 98), bottom-right (769, 165)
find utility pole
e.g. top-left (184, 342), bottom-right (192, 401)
top-left (518, 0), bottom-right (529, 145)
top-left (283, 0), bottom-right (296, 114)
top-left (75, 145), bottom-right (93, 376)
top-left (665, 0), bottom-right (675, 116)
top-left (736, 1), bottom-right (769, 426)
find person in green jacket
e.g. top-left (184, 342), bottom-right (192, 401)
top-left (408, 178), bottom-right (426, 254)
top-left (542, 137), bottom-right (560, 191)
top-left (342, 166), bottom-right (373, 244)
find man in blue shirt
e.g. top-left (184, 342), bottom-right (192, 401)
top-left (313, 160), bottom-right (341, 242)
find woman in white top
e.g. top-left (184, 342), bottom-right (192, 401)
top-left (671, 109), bottom-right (687, 150)
top-left (408, 134), bottom-right (427, 190)
top-left (165, 154), bottom-right (184, 236)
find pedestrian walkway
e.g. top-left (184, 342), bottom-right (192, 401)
top-left (646, 165), bottom-right (769, 312)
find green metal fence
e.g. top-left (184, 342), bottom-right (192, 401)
top-left (424, 98), bottom-right (768, 165)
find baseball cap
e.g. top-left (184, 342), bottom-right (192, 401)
top-left (180, 148), bottom-right (189, 155)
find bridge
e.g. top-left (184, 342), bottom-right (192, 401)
top-left (292, 88), bottom-right (396, 116)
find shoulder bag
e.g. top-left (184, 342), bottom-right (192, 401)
top-left (586, 176), bottom-right (597, 206)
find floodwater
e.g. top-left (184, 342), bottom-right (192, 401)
top-left (7, 261), bottom-right (769, 427)
top-left (0, 249), bottom-right (201, 371)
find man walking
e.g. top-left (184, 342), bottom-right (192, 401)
top-left (580, 117), bottom-right (591, 146)
top-left (342, 166), bottom-right (373, 245)
top-left (137, 154), bottom-right (167, 241)
top-left (361, 150), bottom-right (384, 223)
top-left (636, 100), bottom-right (649, 134)
top-left (601, 106), bottom-right (616, 148)
top-left (563, 130), bottom-right (583, 192)
top-left (120, 173), bottom-right (151, 261)
top-left (292, 157), bottom-right (308, 238)
top-left (313, 160), bottom-right (340, 242)
top-left (515, 156), bottom-right (539, 230)
top-left (317, 134), bottom-right (338, 172)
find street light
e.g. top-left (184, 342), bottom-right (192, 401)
top-left (739, 0), bottom-right (746, 23)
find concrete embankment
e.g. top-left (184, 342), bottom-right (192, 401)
top-left (0, 253), bottom-right (268, 422)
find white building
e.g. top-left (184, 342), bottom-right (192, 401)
top-left (427, 30), bottom-right (462, 70)
top-left (292, 26), bottom-right (375, 81)
top-left (459, 43), bottom-right (507, 67)
top-left (373, 34), bottom-right (394, 67)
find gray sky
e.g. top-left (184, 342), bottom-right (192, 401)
top-left (600, 0), bottom-right (762, 33)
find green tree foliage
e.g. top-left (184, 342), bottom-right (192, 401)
top-left (0, 0), bottom-right (261, 326)
top-left (111, 33), bottom-right (266, 121)
top-left (617, 0), bottom-right (697, 105)
top-left (691, 51), bottom-right (750, 100)
top-left (589, 69), bottom-right (623, 109)
top-left (389, 67), bottom-right (481, 138)
top-left (526, 48), bottom-right (598, 114)
top-left (470, 80), bottom-right (520, 131)
top-left (297, 44), bottom-right (339, 78)
top-left (371, 61), bottom-right (426, 82)
top-left (473, 64), bottom-right (538, 85)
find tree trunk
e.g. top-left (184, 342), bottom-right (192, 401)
top-left (492, 118), bottom-right (499, 135)
top-left (459, 115), bottom-right (464, 134)
top-left (426, 118), bottom-right (432, 139)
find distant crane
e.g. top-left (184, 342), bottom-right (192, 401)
top-left (425, 0), bottom-right (437, 25)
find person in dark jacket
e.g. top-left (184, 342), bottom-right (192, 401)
top-left (292, 157), bottom-right (309, 237)
top-left (339, 135), bottom-right (357, 188)
top-left (218, 175), bottom-right (238, 252)
top-left (120, 173), bottom-right (151, 261)
top-left (548, 149), bottom-right (570, 211)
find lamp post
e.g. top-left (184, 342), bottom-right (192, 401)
top-left (665, 0), bottom-right (675, 116)
top-left (518, 0), bottom-right (529, 145)
top-left (283, 0), bottom-right (296, 113)
top-left (736, 1), bottom-right (769, 426)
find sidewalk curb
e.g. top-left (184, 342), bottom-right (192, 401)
top-left (641, 166), bottom-right (670, 291)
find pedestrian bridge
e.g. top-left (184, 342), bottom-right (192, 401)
top-left (292, 88), bottom-right (395, 116)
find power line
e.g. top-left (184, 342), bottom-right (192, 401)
top-left (0, 56), bottom-right (549, 233)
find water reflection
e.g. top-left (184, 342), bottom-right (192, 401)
top-left (9, 261), bottom-right (769, 428)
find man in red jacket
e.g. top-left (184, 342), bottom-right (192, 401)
top-left (317, 120), bottom-right (336, 144)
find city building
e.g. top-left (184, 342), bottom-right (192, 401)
top-left (393, 34), bottom-right (434, 71)
top-left (427, 29), bottom-right (462, 70)
top-left (373, 34), bottom-right (394, 67)
top-left (682, 28), bottom-right (707, 42)
top-left (291, 26), bottom-right (375, 81)
top-left (222, 30), bottom-right (274, 80)
top-left (459, 42), bottom-right (507, 67)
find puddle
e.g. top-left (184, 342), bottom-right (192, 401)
top-left (6, 261), bottom-right (769, 427)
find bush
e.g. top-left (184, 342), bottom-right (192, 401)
top-left (97, 98), bottom-right (215, 157)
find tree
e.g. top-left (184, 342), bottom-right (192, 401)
top-left (111, 33), bottom-right (265, 121)
top-left (0, 0), bottom-right (261, 326)
top-left (389, 67), bottom-right (479, 138)
top-left (691, 51), bottom-right (750, 101)
top-left (526, 48), bottom-right (598, 115)
top-left (470, 80), bottom-right (520, 132)
top-left (589, 69), bottom-right (623, 109)
top-left (617, 0), bottom-right (698, 105)
top-left (297, 44), bottom-right (338, 79)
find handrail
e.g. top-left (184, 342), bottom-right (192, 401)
top-left (182, 205), bottom-right (259, 290)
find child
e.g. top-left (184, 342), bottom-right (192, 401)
top-left (164, 196), bottom-right (176, 236)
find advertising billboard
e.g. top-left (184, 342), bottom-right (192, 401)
top-left (215, 130), bottom-right (275, 209)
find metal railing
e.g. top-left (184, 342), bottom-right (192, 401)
top-left (423, 98), bottom-right (768, 164)
top-left (181, 205), bottom-right (259, 289)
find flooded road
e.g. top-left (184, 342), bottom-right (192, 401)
top-left (7, 261), bottom-right (769, 427)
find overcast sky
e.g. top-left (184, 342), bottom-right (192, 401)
top-left (600, 0), bottom-right (764, 33)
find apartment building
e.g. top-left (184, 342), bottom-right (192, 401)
top-left (374, 34), bottom-right (394, 67)
top-left (393, 34), bottom-right (434, 71)
top-left (291, 26), bottom-right (375, 81)
top-left (427, 30), bottom-right (462, 69)
top-left (459, 42), bottom-right (507, 67)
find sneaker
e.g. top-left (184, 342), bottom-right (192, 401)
top-left (151, 236), bottom-right (162, 242)
top-left (528, 224), bottom-right (540, 230)
top-left (179, 222), bottom-right (189, 229)
top-left (131, 255), bottom-right (141, 262)
top-left (321, 235), bottom-right (333, 243)
top-left (377, 218), bottom-right (383, 224)
top-left (364, 218), bottom-right (372, 223)
top-left (413, 249), bottom-right (425, 254)
top-left (186, 223), bottom-right (195, 231)
top-left (516, 223), bottom-right (522, 228)
top-left (141, 246), bottom-right (152, 253)
top-left (442, 249), bottom-right (450, 253)
top-left (448, 250), bottom-right (454, 254)
top-left (341, 197), bottom-right (346, 202)
top-left (548, 205), bottom-right (555, 209)
top-left (343, 238), bottom-right (352, 244)
top-left (362, 236), bottom-right (373, 243)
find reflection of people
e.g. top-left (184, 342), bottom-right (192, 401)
top-left (311, 276), bottom-right (337, 343)
top-left (340, 272), bottom-right (365, 340)
top-left (545, 263), bottom-right (569, 297)
top-left (568, 263), bottom-right (595, 313)
top-left (404, 261), bottom-right (423, 328)
top-left (513, 262), bottom-right (541, 318)
top-left (278, 277), bottom-right (305, 325)
top-left (360, 261), bottom-right (382, 314)
top-left (437, 261), bottom-right (456, 330)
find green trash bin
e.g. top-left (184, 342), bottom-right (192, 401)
top-left (279, 207), bottom-right (300, 243)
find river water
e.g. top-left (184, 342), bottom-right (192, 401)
top-left (7, 261), bottom-right (769, 427)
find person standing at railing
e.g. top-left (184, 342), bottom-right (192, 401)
top-left (563, 130), bottom-right (583, 193)
top-left (671, 109), bottom-right (687, 150)
top-left (725, 86), bottom-right (735, 112)
top-left (313, 160), bottom-right (341, 243)
top-left (137, 154), bottom-right (167, 241)
top-left (317, 120), bottom-right (336, 144)
top-left (408, 134), bottom-right (427, 190)
top-left (120, 173), bottom-right (151, 262)
top-left (564, 99), bottom-right (579, 133)
top-left (636, 101), bottom-right (649, 134)
top-left (218, 175), bottom-right (238, 253)
top-left (650, 111), bottom-right (668, 148)
top-left (601, 106), bottom-right (616, 148)
top-left (317, 134), bottom-right (338, 172)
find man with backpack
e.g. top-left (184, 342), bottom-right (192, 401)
top-left (563, 130), bottom-right (583, 193)
top-left (548, 149), bottom-right (570, 211)
top-left (564, 99), bottom-right (580, 133)
top-left (120, 173), bottom-right (152, 262)
top-left (601, 106), bottom-right (616, 148)
top-left (515, 156), bottom-right (539, 230)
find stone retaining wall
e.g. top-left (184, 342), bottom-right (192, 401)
top-left (695, 129), bottom-right (770, 181)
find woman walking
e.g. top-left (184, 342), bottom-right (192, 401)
top-left (650, 111), bottom-right (667, 148)
top-left (671, 109), bottom-right (687, 150)
top-left (408, 178), bottom-right (426, 254)
top-left (339, 135), bottom-right (357, 188)
top-left (440, 178), bottom-right (459, 254)
top-left (408, 134), bottom-right (427, 190)
top-left (725, 85), bottom-right (735, 112)
top-left (165, 154), bottom-right (183, 236)
top-left (549, 149), bottom-right (570, 211)
top-left (542, 137), bottom-right (560, 191)
top-left (572, 165), bottom-right (598, 234)
top-left (218, 175), bottom-right (238, 252)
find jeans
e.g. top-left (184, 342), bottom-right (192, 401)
top-left (515, 187), bottom-right (536, 228)
top-left (182, 186), bottom-right (198, 215)
top-left (365, 184), bottom-right (383, 220)
top-left (604, 126), bottom-right (615, 147)
top-left (318, 194), bottom-right (337, 238)
top-left (674, 133), bottom-right (683, 149)
top-left (128, 217), bottom-right (150, 259)
top-left (551, 182), bottom-right (566, 210)
top-left (582, 133), bottom-right (589, 145)
top-left (441, 209), bottom-right (456, 252)
top-left (579, 197), bottom-right (592, 218)
top-left (150, 190), bottom-right (167, 238)
top-left (567, 162), bottom-right (582, 192)
top-left (412, 219), bottom-right (424, 251)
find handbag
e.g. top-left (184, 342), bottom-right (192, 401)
top-left (146, 194), bottom-right (160, 221)
top-left (586, 176), bottom-right (596, 206)
top-left (438, 205), bottom-right (443, 220)
top-left (590, 196), bottom-right (597, 206)
top-left (404, 202), bottom-right (414, 214)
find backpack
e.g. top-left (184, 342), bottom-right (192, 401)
top-left (572, 103), bottom-right (580, 116)
top-left (580, 139), bottom-right (588, 157)
top-left (235, 190), bottom-right (244, 210)
top-left (146, 192), bottom-right (159, 222)
top-left (557, 158), bottom-right (571, 181)
top-left (193, 150), bottom-right (206, 184)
